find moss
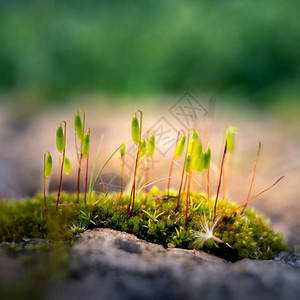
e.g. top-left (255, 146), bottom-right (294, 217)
top-left (0, 190), bottom-right (287, 261)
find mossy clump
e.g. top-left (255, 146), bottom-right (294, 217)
top-left (0, 189), bottom-right (287, 261)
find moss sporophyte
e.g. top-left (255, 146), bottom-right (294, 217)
top-left (128, 110), bottom-right (143, 215)
top-left (145, 130), bottom-right (155, 197)
top-left (43, 151), bottom-right (52, 214)
top-left (75, 109), bottom-right (85, 204)
top-left (0, 109), bottom-right (287, 261)
top-left (56, 120), bottom-right (67, 211)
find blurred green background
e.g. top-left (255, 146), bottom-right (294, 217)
top-left (0, 0), bottom-right (299, 108)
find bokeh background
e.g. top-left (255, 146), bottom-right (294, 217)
top-left (0, 0), bottom-right (299, 247)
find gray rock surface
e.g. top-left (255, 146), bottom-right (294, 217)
top-left (47, 228), bottom-right (300, 300)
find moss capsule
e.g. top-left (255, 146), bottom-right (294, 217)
top-left (203, 144), bottom-right (211, 170)
top-left (175, 134), bottom-right (186, 159)
top-left (148, 134), bottom-right (155, 158)
top-left (131, 115), bottom-right (140, 145)
top-left (140, 138), bottom-right (147, 159)
top-left (184, 154), bottom-right (191, 173)
top-left (56, 124), bottom-right (65, 153)
top-left (191, 142), bottom-right (203, 172)
top-left (44, 153), bottom-right (52, 178)
top-left (225, 126), bottom-right (238, 152)
top-left (82, 130), bottom-right (90, 158)
top-left (75, 112), bottom-right (84, 142)
top-left (196, 139), bottom-right (202, 155)
top-left (190, 156), bottom-right (197, 173)
top-left (120, 142), bottom-right (125, 158)
top-left (187, 130), bottom-right (198, 155)
top-left (196, 152), bottom-right (204, 173)
top-left (64, 157), bottom-right (71, 175)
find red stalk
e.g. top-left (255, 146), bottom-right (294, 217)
top-left (175, 132), bottom-right (190, 212)
top-left (241, 142), bottom-right (261, 214)
top-left (84, 153), bottom-right (89, 204)
top-left (226, 176), bottom-right (284, 218)
top-left (178, 173), bottom-right (188, 208)
top-left (185, 172), bottom-right (192, 226)
top-left (213, 141), bottom-right (227, 222)
top-left (119, 154), bottom-right (125, 202)
top-left (128, 147), bottom-right (140, 214)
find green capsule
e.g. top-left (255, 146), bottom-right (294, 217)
top-left (195, 139), bottom-right (202, 156)
top-left (131, 115), bottom-right (140, 145)
top-left (56, 124), bottom-right (65, 153)
top-left (175, 134), bottom-right (186, 159)
top-left (203, 144), bottom-right (211, 170)
top-left (196, 152), bottom-right (205, 173)
top-left (190, 156), bottom-right (197, 173)
top-left (225, 126), bottom-right (238, 152)
top-left (190, 142), bottom-right (203, 172)
top-left (64, 157), bottom-right (71, 175)
top-left (139, 138), bottom-right (147, 159)
top-left (120, 143), bottom-right (125, 158)
top-left (82, 130), bottom-right (90, 158)
top-left (191, 130), bottom-right (198, 141)
top-left (148, 134), bottom-right (155, 158)
top-left (184, 154), bottom-right (191, 173)
top-left (75, 112), bottom-right (84, 142)
top-left (44, 153), bottom-right (52, 178)
top-left (187, 130), bottom-right (198, 155)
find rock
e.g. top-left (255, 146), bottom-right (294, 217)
top-left (0, 249), bottom-right (25, 283)
top-left (47, 228), bottom-right (300, 300)
top-left (275, 250), bottom-right (300, 269)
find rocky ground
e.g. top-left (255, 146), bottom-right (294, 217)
top-left (55, 228), bottom-right (300, 300)
top-left (2, 228), bottom-right (299, 300)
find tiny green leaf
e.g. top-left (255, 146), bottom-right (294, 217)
top-left (44, 153), bottom-right (52, 178)
top-left (184, 154), bottom-right (191, 173)
top-left (75, 112), bottom-right (84, 142)
top-left (131, 115), bottom-right (140, 145)
top-left (139, 138), bottom-right (147, 159)
top-left (148, 134), bottom-right (155, 158)
top-left (82, 130), bottom-right (90, 158)
top-left (175, 134), bottom-right (186, 159)
top-left (225, 126), bottom-right (238, 152)
top-left (203, 144), bottom-right (211, 170)
top-left (56, 124), bottom-right (65, 153)
top-left (64, 157), bottom-right (71, 175)
top-left (120, 142), bottom-right (125, 158)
